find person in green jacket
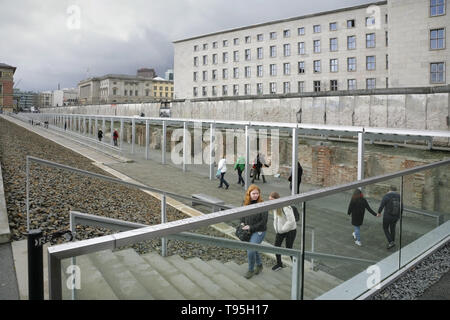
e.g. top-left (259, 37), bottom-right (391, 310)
top-left (234, 155), bottom-right (246, 186)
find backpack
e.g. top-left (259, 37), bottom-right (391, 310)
top-left (390, 197), bottom-right (401, 218)
top-left (284, 205), bottom-right (300, 222)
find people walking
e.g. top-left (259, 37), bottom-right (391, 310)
top-left (378, 186), bottom-right (401, 249)
top-left (98, 129), bottom-right (103, 142)
top-left (347, 189), bottom-right (380, 246)
top-left (241, 184), bottom-right (268, 279)
top-left (269, 192), bottom-right (297, 271)
top-left (252, 153), bottom-right (269, 183)
top-left (113, 129), bottom-right (119, 146)
top-left (234, 155), bottom-right (246, 186)
top-left (217, 157), bottom-right (229, 189)
top-left (288, 161), bottom-right (303, 194)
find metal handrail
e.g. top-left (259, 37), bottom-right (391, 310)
top-left (47, 158), bottom-right (450, 300)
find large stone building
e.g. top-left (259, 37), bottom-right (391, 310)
top-left (173, 0), bottom-right (449, 99)
top-left (78, 69), bottom-right (174, 105)
top-left (0, 63), bottom-right (17, 113)
top-left (52, 88), bottom-right (78, 107)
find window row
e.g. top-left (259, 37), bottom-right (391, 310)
top-left (192, 14), bottom-right (390, 52)
top-left (192, 78), bottom-right (381, 97)
top-left (193, 56), bottom-right (386, 81)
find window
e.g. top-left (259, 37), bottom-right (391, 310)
top-left (330, 22), bottom-right (337, 31)
top-left (366, 78), bottom-right (376, 89)
top-left (347, 19), bottom-right (355, 28)
top-left (203, 43), bottom-right (208, 50)
top-left (113, 88), bottom-right (117, 95)
top-left (270, 64), bottom-right (277, 76)
top-left (348, 57), bottom-right (356, 71)
top-left (245, 66), bottom-right (251, 78)
top-left (194, 57), bottom-right (199, 66)
top-left (212, 54), bottom-right (218, 64)
top-left (202, 55), bottom-right (208, 65)
top-left (257, 47), bottom-right (263, 59)
top-left (431, 28), bottom-right (445, 49)
top-left (223, 40), bottom-right (228, 47)
top-left (283, 44), bottom-right (291, 56)
top-left (298, 81), bottom-right (304, 93)
top-left (233, 84), bottom-right (239, 96)
top-left (298, 27), bottom-right (305, 35)
top-left (202, 71), bottom-right (207, 81)
top-left (386, 54), bottom-right (389, 69)
top-left (330, 38), bottom-right (338, 51)
top-left (124, 90), bottom-right (127, 96)
top-left (222, 85), bottom-right (228, 96)
top-left (270, 32), bottom-right (277, 40)
top-left (194, 45), bottom-right (199, 51)
top-left (212, 69), bottom-right (218, 80)
top-left (283, 82), bottom-right (291, 94)
top-left (257, 83), bottom-right (263, 95)
top-left (313, 60), bottom-right (321, 73)
top-left (222, 68), bottom-right (228, 79)
top-left (313, 25), bottom-right (321, 33)
top-left (348, 79), bottom-right (357, 90)
top-left (145, 89), bottom-right (149, 96)
top-left (330, 80), bottom-right (338, 91)
top-left (313, 81), bottom-right (321, 92)
top-left (233, 38), bottom-right (239, 45)
top-left (270, 45), bottom-right (277, 58)
top-left (223, 52), bottom-right (228, 63)
top-left (245, 49), bottom-right (251, 60)
top-left (431, 62), bottom-right (445, 83)
top-left (347, 36), bottom-right (356, 49)
top-left (193, 87), bottom-right (198, 97)
top-left (386, 31), bottom-right (389, 46)
top-left (202, 86), bottom-right (207, 97)
top-left (257, 34), bottom-right (264, 41)
top-left (233, 51), bottom-right (239, 62)
top-left (366, 33), bottom-right (376, 48)
top-left (366, 56), bottom-right (376, 70)
top-left (212, 41), bottom-right (218, 49)
top-left (233, 67), bottom-right (239, 79)
top-left (193, 72), bottom-right (198, 82)
top-left (244, 84), bottom-right (251, 95)
top-left (283, 29), bottom-right (291, 38)
top-left (257, 65), bottom-right (263, 77)
top-left (298, 61), bottom-right (305, 74)
top-left (313, 40), bottom-right (321, 53)
top-left (365, 16), bottom-right (375, 27)
top-left (245, 36), bottom-right (251, 44)
top-left (283, 63), bottom-right (291, 75)
top-left (212, 86), bottom-right (217, 96)
top-left (270, 82), bottom-right (277, 94)
top-left (298, 42), bottom-right (305, 55)
top-left (330, 59), bottom-right (338, 72)
top-left (431, 0), bottom-right (446, 16)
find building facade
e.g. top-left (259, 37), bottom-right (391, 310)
top-left (0, 63), bottom-right (16, 112)
top-left (52, 88), bottom-right (78, 107)
top-left (173, 0), bottom-right (449, 99)
top-left (37, 91), bottom-right (53, 109)
top-left (78, 70), bottom-right (174, 105)
top-left (13, 89), bottom-right (38, 111)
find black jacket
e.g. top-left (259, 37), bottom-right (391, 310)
top-left (347, 197), bottom-right (377, 226)
top-left (378, 192), bottom-right (401, 220)
top-left (241, 201), bottom-right (268, 233)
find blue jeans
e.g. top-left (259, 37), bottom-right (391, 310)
top-left (247, 231), bottom-right (266, 271)
top-left (354, 226), bottom-right (361, 241)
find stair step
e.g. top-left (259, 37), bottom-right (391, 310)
top-left (88, 250), bottom-right (152, 299)
top-left (208, 260), bottom-right (278, 300)
top-left (224, 261), bottom-right (290, 299)
top-left (61, 255), bottom-right (118, 300)
top-left (113, 249), bottom-right (185, 300)
top-left (142, 252), bottom-right (209, 300)
top-left (185, 257), bottom-right (252, 300)
top-left (166, 255), bottom-right (236, 300)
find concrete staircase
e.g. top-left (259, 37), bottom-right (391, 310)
top-left (60, 248), bottom-right (343, 300)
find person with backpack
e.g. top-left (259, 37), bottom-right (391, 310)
top-left (288, 161), bottom-right (303, 194)
top-left (378, 185), bottom-right (401, 249)
top-left (269, 192), bottom-right (297, 271)
top-left (347, 189), bottom-right (380, 246)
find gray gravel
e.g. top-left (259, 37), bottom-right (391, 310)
top-left (369, 241), bottom-right (450, 300)
top-left (0, 118), bottom-right (274, 267)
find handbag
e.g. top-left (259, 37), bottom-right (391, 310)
top-left (216, 169), bottom-right (221, 179)
top-left (235, 225), bottom-right (251, 242)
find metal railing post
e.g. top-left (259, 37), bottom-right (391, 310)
top-left (161, 194), bottom-right (168, 257)
top-left (120, 118), bottom-right (124, 150)
top-left (162, 121), bottom-right (166, 164)
top-left (28, 229), bottom-right (44, 300)
top-left (183, 121), bottom-right (187, 172)
top-left (145, 120), bottom-right (150, 160)
top-left (358, 130), bottom-right (365, 181)
top-left (245, 125), bottom-right (250, 191)
top-left (131, 118), bottom-right (135, 153)
top-left (209, 123), bottom-right (215, 180)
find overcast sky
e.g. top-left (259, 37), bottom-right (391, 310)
top-left (1, 0), bottom-right (376, 92)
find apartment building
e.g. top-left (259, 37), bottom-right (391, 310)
top-left (0, 63), bottom-right (16, 112)
top-left (173, 0), bottom-right (449, 99)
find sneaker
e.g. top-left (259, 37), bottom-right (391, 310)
top-left (352, 232), bottom-right (356, 240)
top-left (387, 242), bottom-right (395, 249)
top-left (244, 270), bottom-right (254, 279)
top-left (271, 264), bottom-right (283, 271)
top-left (254, 264), bottom-right (263, 275)
top-left (355, 240), bottom-right (362, 246)
top-left (225, 185), bottom-right (229, 190)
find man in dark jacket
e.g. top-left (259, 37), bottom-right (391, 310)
top-left (288, 161), bottom-right (303, 194)
top-left (378, 186), bottom-right (401, 249)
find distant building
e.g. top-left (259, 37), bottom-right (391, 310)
top-left (13, 89), bottom-right (38, 111)
top-left (37, 91), bottom-right (52, 109)
top-left (78, 68), bottom-right (174, 105)
top-left (165, 69), bottom-right (174, 81)
top-left (0, 62), bottom-right (16, 112)
top-left (52, 88), bottom-right (78, 107)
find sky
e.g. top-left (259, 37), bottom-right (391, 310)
top-left (0, 0), bottom-right (376, 92)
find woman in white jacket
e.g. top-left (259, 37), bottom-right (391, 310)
top-left (269, 192), bottom-right (297, 271)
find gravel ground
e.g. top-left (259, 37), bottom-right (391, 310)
top-left (0, 118), bottom-right (274, 266)
top-left (369, 241), bottom-right (450, 300)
